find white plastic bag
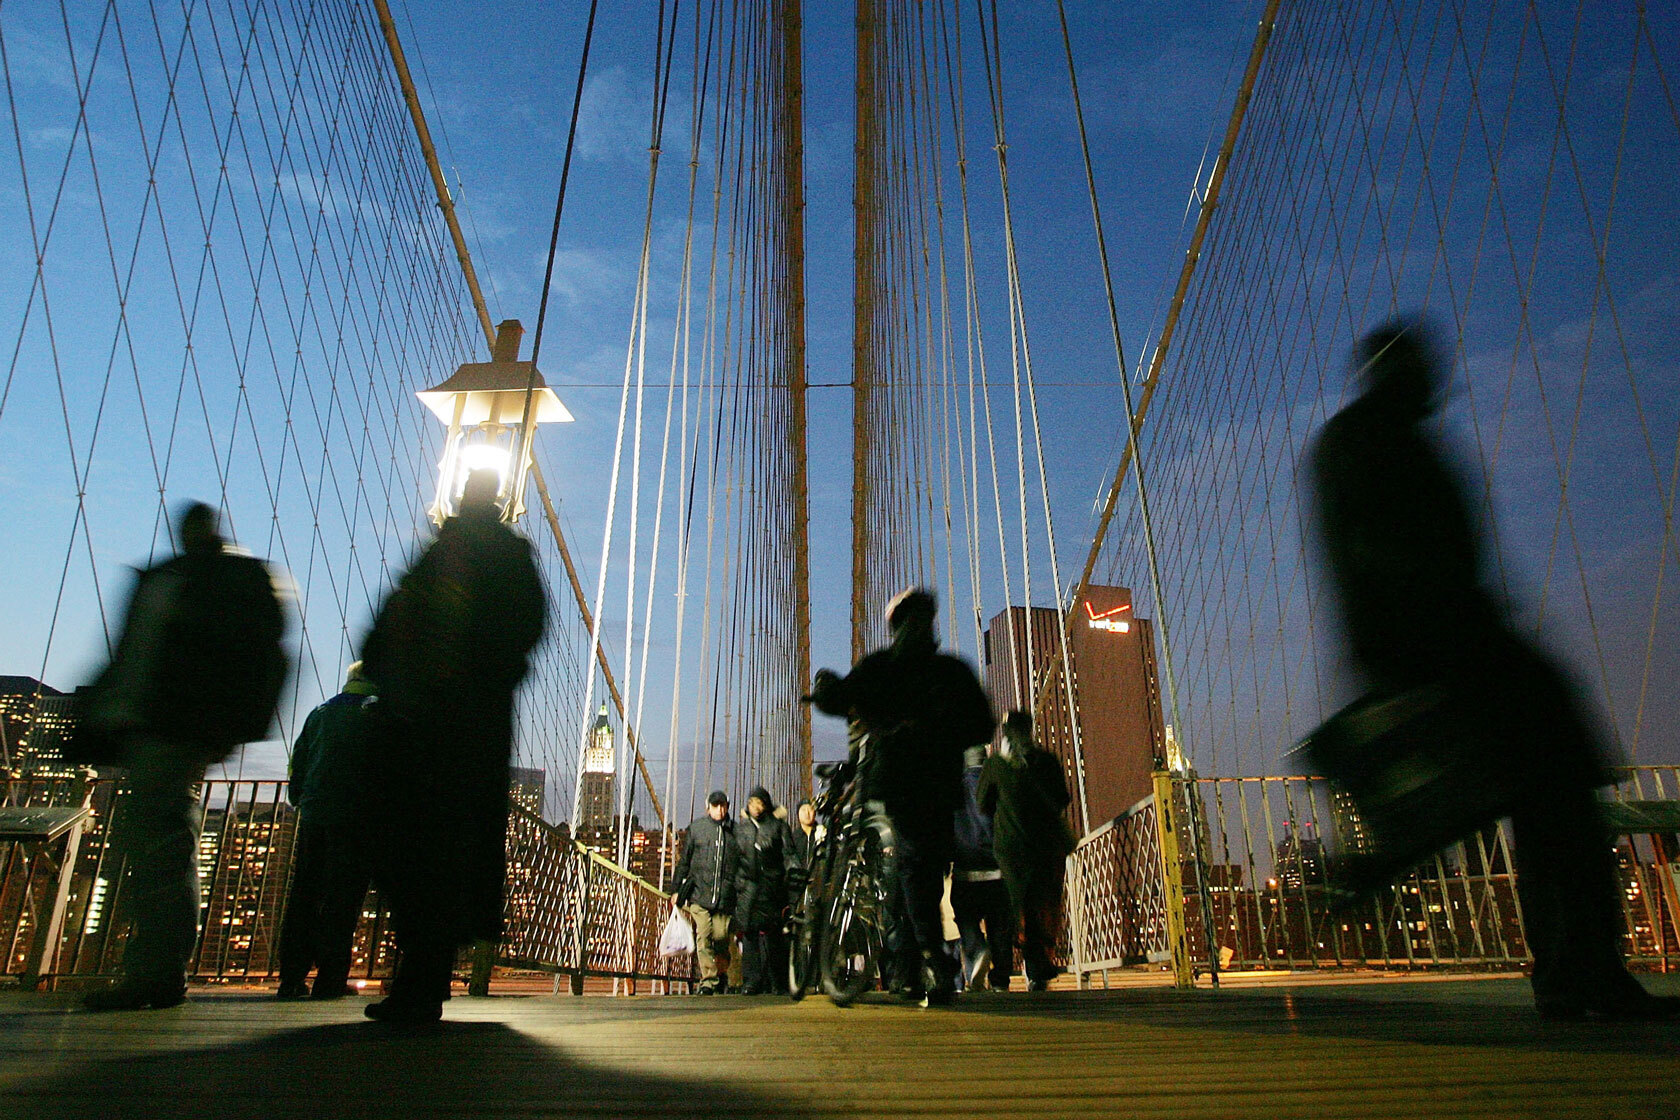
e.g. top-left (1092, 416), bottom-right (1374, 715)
top-left (658, 903), bottom-right (695, 958)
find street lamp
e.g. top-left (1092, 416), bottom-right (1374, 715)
top-left (417, 319), bottom-right (572, 525)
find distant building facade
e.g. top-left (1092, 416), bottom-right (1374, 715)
top-left (983, 585), bottom-right (1166, 836)
top-left (0, 677), bottom-right (79, 777)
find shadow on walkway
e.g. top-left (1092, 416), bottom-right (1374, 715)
top-left (2, 1014), bottom-right (818, 1120)
top-left (939, 983), bottom-right (1680, 1057)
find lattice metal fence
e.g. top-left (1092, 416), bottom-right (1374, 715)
top-left (1, 775), bottom-right (686, 991)
top-left (1066, 793), bottom-right (1171, 978)
top-left (1065, 767), bottom-right (1680, 985)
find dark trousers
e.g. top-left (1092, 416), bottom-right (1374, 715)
top-left (951, 876), bottom-right (1014, 988)
top-left (1002, 859), bottom-right (1064, 984)
top-left (890, 814), bottom-right (955, 984)
top-left (740, 927), bottom-right (788, 994)
top-left (376, 818), bottom-right (462, 1006)
top-left (278, 814), bottom-right (371, 991)
top-left (1512, 782), bottom-right (1638, 1005)
top-left (116, 737), bottom-right (204, 991)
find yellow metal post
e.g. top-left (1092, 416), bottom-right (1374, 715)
top-left (1152, 769), bottom-right (1195, 989)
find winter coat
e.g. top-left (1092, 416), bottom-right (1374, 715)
top-left (978, 747), bottom-right (1074, 878)
top-left (785, 821), bottom-right (822, 896)
top-left (734, 804), bottom-right (791, 933)
top-left (288, 684), bottom-right (378, 826)
top-left (810, 638), bottom-right (994, 822)
top-left (1309, 381), bottom-right (1611, 788)
top-left (673, 814), bottom-right (738, 913)
top-left (361, 504), bottom-right (547, 944)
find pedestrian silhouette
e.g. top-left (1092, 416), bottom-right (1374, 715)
top-left (977, 711), bottom-right (1073, 991)
top-left (359, 468), bottom-right (546, 1023)
top-left (808, 587), bottom-right (995, 1006)
top-left (672, 790), bottom-right (738, 994)
top-left (735, 785), bottom-right (792, 995)
top-left (276, 661), bottom-right (378, 1001)
top-left (951, 742), bottom-right (1013, 991)
top-left (1307, 321), bottom-right (1678, 1021)
top-left (78, 502), bottom-right (291, 1011)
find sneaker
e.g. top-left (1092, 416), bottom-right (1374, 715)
top-left (920, 956), bottom-right (956, 1007)
top-left (82, 983), bottom-right (188, 1012)
top-left (363, 996), bottom-right (443, 1025)
top-left (964, 947), bottom-right (992, 991)
top-left (275, 980), bottom-right (310, 1001)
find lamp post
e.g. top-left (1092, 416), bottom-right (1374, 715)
top-left (418, 319), bottom-right (572, 525)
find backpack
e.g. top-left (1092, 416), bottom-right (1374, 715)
top-left (78, 552), bottom-right (290, 765)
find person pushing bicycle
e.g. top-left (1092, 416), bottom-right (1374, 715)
top-left (807, 588), bottom-right (995, 1006)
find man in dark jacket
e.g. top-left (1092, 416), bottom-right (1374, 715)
top-left (276, 662), bottom-right (378, 1000)
top-left (81, 502), bottom-right (290, 1011)
top-left (359, 469), bottom-right (546, 1024)
top-left (1310, 322), bottom-right (1676, 1021)
top-left (978, 711), bottom-right (1073, 991)
top-left (810, 587), bottom-right (995, 1006)
top-left (952, 745), bottom-right (1013, 991)
top-left (674, 790), bottom-right (738, 994)
top-left (735, 786), bottom-right (791, 994)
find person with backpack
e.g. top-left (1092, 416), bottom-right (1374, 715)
top-left (79, 502), bottom-right (291, 1011)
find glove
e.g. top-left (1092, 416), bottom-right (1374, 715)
top-left (674, 883), bottom-right (692, 907)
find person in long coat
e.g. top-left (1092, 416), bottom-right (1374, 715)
top-left (359, 469), bottom-right (546, 1024)
top-left (1309, 321), bottom-right (1675, 1021)
top-left (978, 711), bottom-right (1073, 991)
top-left (734, 786), bottom-right (791, 994)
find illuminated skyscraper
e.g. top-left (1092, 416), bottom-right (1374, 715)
top-left (0, 677), bottom-right (79, 776)
top-left (983, 586), bottom-right (1166, 836)
top-left (578, 705), bottom-right (615, 834)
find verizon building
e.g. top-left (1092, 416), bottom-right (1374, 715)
top-left (983, 585), bottom-right (1166, 836)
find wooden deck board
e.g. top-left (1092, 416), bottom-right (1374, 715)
top-left (1, 977), bottom-right (1675, 1119)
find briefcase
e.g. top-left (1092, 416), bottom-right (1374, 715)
top-left (1295, 684), bottom-right (1518, 898)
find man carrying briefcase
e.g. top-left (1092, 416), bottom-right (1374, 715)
top-left (1308, 321), bottom-right (1675, 1021)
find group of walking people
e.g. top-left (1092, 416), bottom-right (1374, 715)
top-left (65, 322), bottom-right (1677, 1024)
top-left (670, 588), bottom-right (1075, 1004)
top-left (78, 468), bottom-right (546, 1024)
top-left (670, 787), bottom-right (822, 995)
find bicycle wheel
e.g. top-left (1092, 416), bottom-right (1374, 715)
top-left (819, 834), bottom-right (884, 1006)
top-left (787, 880), bottom-right (822, 1000)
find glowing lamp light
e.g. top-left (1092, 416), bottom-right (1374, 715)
top-left (418, 319), bottom-right (572, 525)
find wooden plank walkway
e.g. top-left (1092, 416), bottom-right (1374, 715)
top-left (1, 975), bottom-right (1676, 1119)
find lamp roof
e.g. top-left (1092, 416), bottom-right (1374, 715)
top-left (417, 359), bottom-right (574, 425)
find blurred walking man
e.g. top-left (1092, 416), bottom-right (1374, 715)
top-left (360, 469), bottom-right (546, 1024)
top-left (809, 588), bottom-right (995, 1006)
top-left (1310, 322), bottom-right (1677, 1021)
top-left (80, 503), bottom-right (290, 1011)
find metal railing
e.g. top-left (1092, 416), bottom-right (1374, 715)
top-left (1, 775), bottom-right (689, 991)
top-left (1066, 767), bottom-right (1680, 985)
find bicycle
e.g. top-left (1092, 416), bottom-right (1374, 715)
top-left (787, 744), bottom-right (895, 1006)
